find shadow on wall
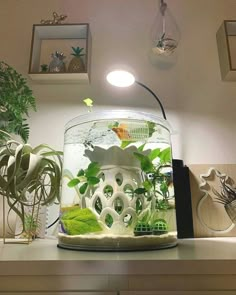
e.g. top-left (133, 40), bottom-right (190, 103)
top-left (148, 49), bottom-right (178, 70)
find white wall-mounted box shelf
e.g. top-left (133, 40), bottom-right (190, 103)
top-left (216, 20), bottom-right (236, 81)
top-left (28, 23), bottom-right (91, 84)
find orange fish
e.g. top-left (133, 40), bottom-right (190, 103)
top-left (112, 124), bottom-right (130, 140)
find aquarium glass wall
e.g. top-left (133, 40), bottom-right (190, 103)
top-left (58, 110), bottom-right (177, 250)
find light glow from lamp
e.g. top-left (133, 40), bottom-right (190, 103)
top-left (106, 70), bottom-right (135, 87)
top-left (106, 70), bottom-right (167, 120)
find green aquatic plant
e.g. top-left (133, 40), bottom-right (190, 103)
top-left (0, 61), bottom-right (36, 143)
top-left (133, 147), bottom-right (172, 211)
top-left (61, 207), bottom-right (102, 235)
top-left (67, 162), bottom-right (100, 194)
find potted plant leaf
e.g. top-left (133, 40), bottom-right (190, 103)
top-left (0, 132), bottom-right (62, 242)
top-left (0, 61), bottom-right (36, 143)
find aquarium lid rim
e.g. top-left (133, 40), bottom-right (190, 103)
top-left (65, 110), bottom-right (173, 133)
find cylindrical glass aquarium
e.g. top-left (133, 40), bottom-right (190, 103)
top-left (58, 110), bottom-right (177, 251)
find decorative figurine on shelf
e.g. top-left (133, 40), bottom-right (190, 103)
top-left (40, 64), bottom-right (48, 72)
top-left (40, 12), bottom-right (67, 25)
top-left (68, 46), bottom-right (85, 73)
top-left (49, 51), bottom-right (66, 73)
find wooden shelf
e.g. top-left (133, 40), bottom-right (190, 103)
top-left (28, 23), bottom-right (91, 83)
top-left (217, 20), bottom-right (236, 81)
top-left (28, 72), bottom-right (89, 84)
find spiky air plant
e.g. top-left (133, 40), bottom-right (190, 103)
top-left (213, 179), bottom-right (236, 206)
top-left (0, 133), bottom-right (63, 238)
top-left (213, 178), bottom-right (236, 224)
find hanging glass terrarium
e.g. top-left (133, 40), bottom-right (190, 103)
top-left (152, 0), bottom-right (180, 56)
top-left (58, 110), bottom-right (177, 251)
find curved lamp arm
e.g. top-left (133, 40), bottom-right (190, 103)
top-left (135, 81), bottom-right (167, 120)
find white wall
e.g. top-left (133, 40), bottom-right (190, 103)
top-left (0, 0), bottom-right (236, 164)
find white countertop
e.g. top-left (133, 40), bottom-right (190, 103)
top-left (1, 237), bottom-right (236, 261)
top-left (0, 237), bottom-right (236, 276)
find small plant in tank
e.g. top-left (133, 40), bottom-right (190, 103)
top-left (133, 146), bottom-right (173, 236)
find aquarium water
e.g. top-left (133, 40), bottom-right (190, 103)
top-left (58, 110), bottom-right (177, 250)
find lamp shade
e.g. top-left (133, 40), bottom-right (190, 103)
top-left (106, 70), bottom-right (135, 87)
top-left (106, 70), bottom-right (167, 120)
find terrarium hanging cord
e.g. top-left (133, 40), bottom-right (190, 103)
top-left (160, 0), bottom-right (167, 35)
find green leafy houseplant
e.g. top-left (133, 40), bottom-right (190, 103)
top-left (0, 134), bottom-right (62, 239)
top-left (0, 61), bottom-right (36, 143)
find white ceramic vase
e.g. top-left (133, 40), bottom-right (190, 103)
top-left (83, 146), bottom-right (150, 234)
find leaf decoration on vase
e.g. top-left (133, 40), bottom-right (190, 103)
top-left (61, 207), bottom-right (102, 235)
